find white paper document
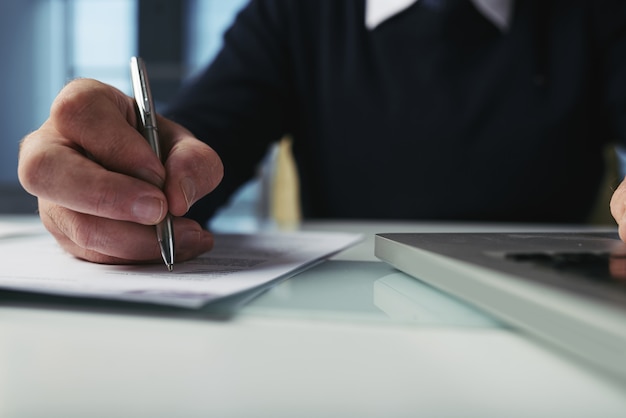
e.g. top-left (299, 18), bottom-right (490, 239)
top-left (0, 231), bottom-right (361, 308)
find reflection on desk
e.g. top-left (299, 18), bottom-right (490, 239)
top-left (244, 260), bottom-right (500, 328)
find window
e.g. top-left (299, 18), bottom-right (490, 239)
top-left (0, 0), bottom-right (137, 212)
top-left (68, 0), bottom-right (137, 93)
top-left (0, 0), bottom-right (250, 215)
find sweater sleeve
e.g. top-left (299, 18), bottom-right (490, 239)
top-left (593, 1), bottom-right (626, 149)
top-left (165, 0), bottom-right (296, 227)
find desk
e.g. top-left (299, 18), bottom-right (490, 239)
top-left (1, 217), bottom-right (626, 417)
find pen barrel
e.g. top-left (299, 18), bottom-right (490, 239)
top-left (142, 125), bottom-right (163, 162)
top-left (131, 56), bottom-right (175, 270)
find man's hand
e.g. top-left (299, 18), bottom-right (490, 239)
top-left (18, 79), bottom-right (223, 264)
top-left (611, 176), bottom-right (626, 241)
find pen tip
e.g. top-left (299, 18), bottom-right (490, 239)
top-left (167, 264), bottom-right (173, 272)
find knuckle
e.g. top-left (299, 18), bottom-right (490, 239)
top-left (17, 142), bottom-right (58, 196)
top-left (51, 84), bottom-right (100, 136)
top-left (71, 220), bottom-right (104, 252)
top-left (43, 202), bottom-right (103, 252)
top-left (65, 211), bottom-right (110, 253)
top-left (39, 201), bottom-right (66, 238)
top-left (43, 195), bottom-right (110, 252)
top-left (91, 182), bottom-right (125, 218)
top-left (50, 79), bottom-right (126, 142)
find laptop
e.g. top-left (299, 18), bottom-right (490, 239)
top-left (375, 230), bottom-right (626, 382)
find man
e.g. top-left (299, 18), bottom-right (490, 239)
top-left (17, 0), bottom-right (626, 265)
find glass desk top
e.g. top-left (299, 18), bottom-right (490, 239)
top-left (240, 260), bottom-right (501, 328)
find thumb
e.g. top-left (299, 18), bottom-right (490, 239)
top-left (158, 116), bottom-right (224, 217)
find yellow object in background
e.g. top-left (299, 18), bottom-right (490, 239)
top-left (270, 137), bottom-right (302, 229)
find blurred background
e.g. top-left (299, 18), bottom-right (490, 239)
top-left (0, 0), bottom-right (277, 230)
top-left (1, 0), bottom-right (615, 227)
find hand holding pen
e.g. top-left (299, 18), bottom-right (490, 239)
top-left (18, 67), bottom-right (223, 266)
top-left (130, 57), bottom-right (176, 270)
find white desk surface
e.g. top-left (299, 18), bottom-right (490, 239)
top-left (1, 216), bottom-right (625, 418)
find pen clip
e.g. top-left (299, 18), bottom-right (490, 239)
top-left (130, 57), bottom-right (153, 125)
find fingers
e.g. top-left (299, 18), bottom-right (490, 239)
top-left (158, 116), bottom-right (224, 217)
top-left (50, 79), bottom-right (165, 185)
top-left (19, 80), bottom-right (224, 225)
top-left (610, 176), bottom-right (626, 241)
top-left (18, 78), bottom-right (224, 265)
top-left (20, 130), bottom-right (167, 225)
top-left (19, 79), bottom-right (168, 225)
top-left (40, 199), bottom-right (214, 264)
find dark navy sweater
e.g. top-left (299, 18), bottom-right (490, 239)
top-left (166, 0), bottom-right (626, 227)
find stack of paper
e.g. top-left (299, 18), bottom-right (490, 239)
top-left (0, 230), bottom-right (361, 308)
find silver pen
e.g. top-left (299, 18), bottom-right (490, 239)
top-left (130, 56), bottom-right (175, 271)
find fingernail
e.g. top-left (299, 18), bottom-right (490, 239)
top-left (132, 196), bottom-right (164, 224)
top-left (180, 177), bottom-right (196, 211)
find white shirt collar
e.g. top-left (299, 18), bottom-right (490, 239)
top-left (365, 0), bottom-right (514, 31)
